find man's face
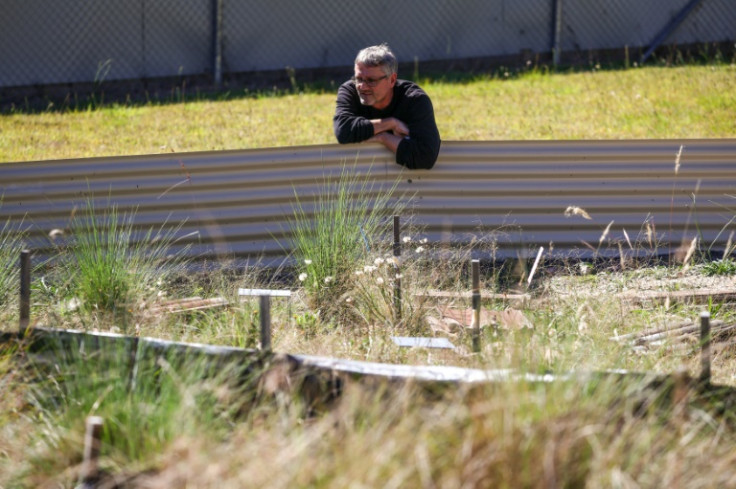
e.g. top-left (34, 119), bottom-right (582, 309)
top-left (354, 62), bottom-right (396, 110)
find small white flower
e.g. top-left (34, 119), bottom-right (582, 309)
top-left (402, 236), bottom-right (412, 243)
top-left (376, 277), bottom-right (384, 285)
top-left (355, 270), bottom-right (364, 276)
top-left (345, 297), bottom-right (353, 303)
top-left (324, 276), bottom-right (333, 284)
top-left (67, 297), bottom-right (81, 312)
top-left (395, 273), bottom-right (403, 279)
top-left (415, 246), bottom-right (425, 253)
top-left (364, 265), bottom-right (377, 273)
top-left (420, 238), bottom-right (428, 244)
top-left (304, 259), bottom-right (312, 265)
top-left (299, 273), bottom-right (308, 282)
top-left (374, 257), bottom-right (385, 266)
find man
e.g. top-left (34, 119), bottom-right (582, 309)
top-left (333, 43), bottom-right (441, 170)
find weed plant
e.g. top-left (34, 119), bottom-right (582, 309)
top-left (57, 199), bottom-right (188, 327)
top-left (703, 258), bottom-right (736, 276)
top-left (287, 162), bottom-right (402, 320)
top-left (10, 336), bottom-right (254, 487)
top-left (0, 212), bottom-right (26, 310)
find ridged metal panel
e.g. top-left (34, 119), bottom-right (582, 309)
top-left (2, 140), bottom-right (735, 266)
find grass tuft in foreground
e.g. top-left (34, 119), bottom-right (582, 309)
top-left (287, 162), bottom-right (402, 321)
top-left (0, 210), bottom-right (26, 310)
top-left (53, 198), bottom-right (189, 328)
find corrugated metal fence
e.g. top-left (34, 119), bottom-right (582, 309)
top-left (2, 0), bottom-right (734, 89)
top-left (2, 140), bottom-right (735, 266)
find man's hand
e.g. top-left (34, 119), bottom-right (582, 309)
top-left (389, 118), bottom-right (409, 137)
top-left (367, 131), bottom-right (404, 154)
top-left (371, 117), bottom-right (409, 138)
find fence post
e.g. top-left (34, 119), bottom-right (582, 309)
top-left (260, 295), bottom-right (271, 351)
top-left (552, 0), bottom-right (564, 66)
top-left (472, 259), bottom-right (481, 353)
top-left (212, 0), bottom-right (223, 87)
top-left (80, 416), bottom-right (104, 485)
top-left (640, 0), bottom-right (704, 64)
top-left (19, 250), bottom-right (31, 337)
top-left (699, 311), bottom-right (711, 385)
top-left (393, 215), bottom-right (402, 322)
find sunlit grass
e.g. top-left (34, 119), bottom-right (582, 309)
top-left (0, 207), bottom-right (26, 311)
top-left (1, 64), bottom-right (734, 163)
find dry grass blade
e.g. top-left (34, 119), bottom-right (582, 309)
top-left (598, 220), bottom-right (614, 245)
top-left (564, 206), bottom-right (592, 220)
top-left (675, 144), bottom-right (684, 175)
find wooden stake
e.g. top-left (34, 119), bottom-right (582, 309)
top-left (19, 250), bottom-right (30, 336)
top-left (260, 295), bottom-right (271, 351)
top-left (699, 311), bottom-right (711, 384)
top-left (393, 215), bottom-right (402, 321)
top-left (472, 259), bottom-right (481, 353)
top-left (81, 416), bottom-right (104, 483)
top-left (672, 367), bottom-right (690, 423)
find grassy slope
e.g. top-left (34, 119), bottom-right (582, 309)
top-left (1, 64), bottom-right (734, 163)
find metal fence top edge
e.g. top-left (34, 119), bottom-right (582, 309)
top-left (3, 138), bottom-right (736, 167)
top-left (16, 326), bottom-right (676, 386)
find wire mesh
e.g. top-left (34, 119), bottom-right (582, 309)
top-left (0, 0), bottom-right (734, 88)
top-left (560, 0), bottom-right (736, 55)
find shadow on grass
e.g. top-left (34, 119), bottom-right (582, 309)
top-left (2, 41), bottom-right (733, 115)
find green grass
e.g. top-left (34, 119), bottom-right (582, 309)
top-left (42, 198), bottom-right (190, 330)
top-left (0, 211), bottom-right (26, 307)
top-left (6, 336), bottom-right (254, 487)
top-left (286, 162), bottom-right (402, 319)
top-left (1, 64), bottom-right (735, 163)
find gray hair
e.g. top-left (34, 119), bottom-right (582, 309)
top-left (354, 43), bottom-right (398, 76)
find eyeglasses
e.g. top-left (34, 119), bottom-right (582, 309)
top-left (351, 75), bottom-right (388, 87)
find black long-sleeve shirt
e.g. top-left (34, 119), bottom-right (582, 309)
top-left (333, 79), bottom-right (441, 170)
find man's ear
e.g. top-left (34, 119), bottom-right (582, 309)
top-left (389, 72), bottom-right (398, 86)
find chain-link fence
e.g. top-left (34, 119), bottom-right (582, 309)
top-left (1, 0), bottom-right (734, 89)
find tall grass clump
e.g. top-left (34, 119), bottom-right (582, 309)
top-left (14, 337), bottom-right (252, 487)
top-left (61, 198), bottom-right (189, 323)
top-left (123, 373), bottom-right (736, 488)
top-left (0, 210), bottom-right (26, 311)
top-left (287, 162), bottom-right (402, 319)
